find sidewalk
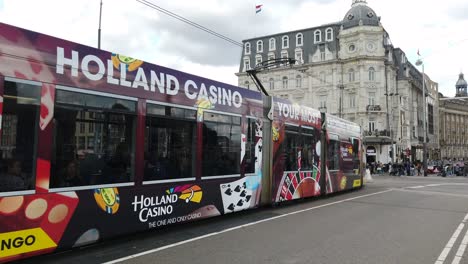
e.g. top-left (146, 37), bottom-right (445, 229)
top-left (371, 172), bottom-right (465, 178)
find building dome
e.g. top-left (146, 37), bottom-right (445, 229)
top-left (456, 73), bottom-right (467, 88)
top-left (342, 0), bottom-right (380, 29)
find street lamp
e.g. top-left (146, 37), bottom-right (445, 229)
top-left (415, 58), bottom-right (428, 176)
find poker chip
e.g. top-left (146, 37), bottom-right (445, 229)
top-left (94, 188), bottom-right (120, 214)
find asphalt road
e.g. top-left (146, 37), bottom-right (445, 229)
top-left (17, 175), bottom-right (468, 264)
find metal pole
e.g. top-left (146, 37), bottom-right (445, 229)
top-left (98, 0), bottom-right (103, 49)
top-left (422, 64), bottom-right (428, 176)
top-left (320, 111), bottom-right (327, 195)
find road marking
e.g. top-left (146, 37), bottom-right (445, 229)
top-left (435, 212), bottom-right (468, 264)
top-left (103, 189), bottom-right (393, 264)
top-left (408, 185), bottom-right (425, 189)
top-left (451, 227), bottom-right (468, 264)
top-left (426, 184), bottom-right (443, 187)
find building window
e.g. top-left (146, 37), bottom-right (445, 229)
top-left (368, 92), bottom-right (376, 105)
top-left (245, 42), bottom-right (251, 54)
top-left (295, 49), bottom-right (303, 64)
top-left (281, 50), bottom-right (288, 59)
top-left (348, 69), bottom-right (355, 82)
top-left (349, 94), bottom-right (356, 108)
top-left (269, 78), bottom-right (275, 90)
top-left (320, 51), bottom-right (326, 61)
top-left (319, 95), bottom-right (327, 108)
top-left (314, 30), bottom-right (321, 43)
top-left (296, 75), bottom-right (302, 88)
top-left (282, 36), bottom-right (289, 49)
top-left (369, 67), bottom-right (375, 81)
top-left (51, 89), bottom-right (137, 188)
top-left (257, 40), bottom-right (263, 53)
top-left (319, 72), bottom-right (326, 84)
top-left (428, 104), bottom-right (434, 134)
top-left (296, 33), bottom-right (303, 46)
top-left (255, 55), bottom-right (262, 66)
top-left (267, 53), bottom-right (275, 63)
top-left (0, 80), bottom-right (41, 193)
top-left (325, 28), bottom-right (333, 41)
top-left (269, 38), bottom-right (276, 51)
top-left (368, 121), bottom-right (375, 132)
top-left (243, 58), bottom-right (250, 71)
top-left (282, 76), bottom-right (288, 89)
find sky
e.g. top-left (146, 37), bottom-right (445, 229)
top-left (0, 0), bottom-right (467, 97)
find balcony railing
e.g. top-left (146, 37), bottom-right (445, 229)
top-left (366, 105), bottom-right (381, 111)
top-left (363, 129), bottom-right (391, 137)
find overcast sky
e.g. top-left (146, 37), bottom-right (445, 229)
top-left (1, 0), bottom-right (467, 97)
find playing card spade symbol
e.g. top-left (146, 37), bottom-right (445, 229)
top-left (242, 182), bottom-right (247, 189)
top-left (240, 190), bottom-right (246, 197)
top-left (234, 185), bottom-right (242, 192)
top-left (228, 203), bottom-right (235, 211)
top-left (237, 200), bottom-right (244, 207)
top-left (225, 188), bottom-right (233, 196)
top-left (245, 195), bottom-right (252, 202)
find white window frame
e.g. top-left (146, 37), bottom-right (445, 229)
top-left (296, 33), bottom-right (303, 46)
top-left (269, 38), bottom-right (276, 51)
top-left (314, 30), bottom-right (322, 43)
top-left (282, 35), bottom-right (289, 49)
top-left (349, 94), bottom-right (356, 108)
top-left (348, 69), bottom-right (355, 82)
top-left (257, 40), bottom-right (263, 53)
top-left (319, 95), bottom-right (327, 108)
top-left (296, 75), bottom-right (302, 88)
top-left (281, 50), bottom-right (288, 59)
top-left (267, 52), bottom-right (275, 61)
top-left (368, 121), bottom-right (376, 132)
top-left (295, 49), bottom-right (303, 64)
top-left (368, 92), bottom-right (376, 105)
top-left (269, 78), bottom-right (275, 90)
top-left (325, 28), bottom-right (333, 41)
top-left (243, 58), bottom-right (251, 71)
top-left (320, 51), bottom-right (326, 61)
top-left (245, 42), bottom-right (251, 55)
top-left (255, 54), bottom-right (262, 66)
top-left (282, 76), bottom-right (288, 89)
top-left (369, 67), bottom-right (375, 81)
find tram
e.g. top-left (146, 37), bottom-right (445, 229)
top-left (0, 22), bottom-right (364, 263)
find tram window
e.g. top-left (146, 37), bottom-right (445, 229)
top-left (301, 128), bottom-right (317, 171)
top-left (351, 138), bottom-right (360, 170)
top-left (202, 112), bottom-right (241, 177)
top-left (0, 81), bottom-right (40, 192)
top-left (244, 118), bottom-right (256, 174)
top-left (144, 105), bottom-right (196, 181)
top-left (328, 139), bottom-right (340, 170)
top-left (284, 126), bottom-right (300, 171)
top-left (51, 90), bottom-right (136, 188)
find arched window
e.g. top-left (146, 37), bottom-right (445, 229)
top-left (369, 67), bottom-right (375, 81)
top-left (296, 75), bottom-right (302, 88)
top-left (257, 40), bottom-right (263, 52)
top-left (282, 36), bottom-right (289, 49)
top-left (314, 30), bottom-right (321, 43)
top-left (348, 69), bottom-right (355, 82)
top-left (245, 42), bottom-right (251, 54)
top-left (296, 33), bottom-right (303, 46)
top-left (282, 76), bottom-right (288, 89)
top-left (325, 28), bottom-right (333, 41)
top-left (269, 38), bottom-right (276, 51)
top-left (269, 78), bottom-right (275, 90)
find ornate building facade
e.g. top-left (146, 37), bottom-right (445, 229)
top-left (236, 0), bottom-right (438, 164)
top-left (439, 73), bottom-right (468, 160)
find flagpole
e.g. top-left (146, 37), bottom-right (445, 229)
top-left (98, 0), bottom-right (103, 49)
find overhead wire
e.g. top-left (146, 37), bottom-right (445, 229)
top-left (136, 0), bottom-right (243, 47)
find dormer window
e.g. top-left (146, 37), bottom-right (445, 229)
top-left (269, 38), bottom-right (276, 51)
top-left (257, 40), bottom-right (263, 53)
top-left (245, 42), bottom-right (251, 55)
top-left (282, 36), bottom-right (289, 49)
top-left (296, 33), bottom-right (303, 46)
top-left (314, 30), bottom-right (321, 43)
top-left (325, 28), bottom-right (333, 41)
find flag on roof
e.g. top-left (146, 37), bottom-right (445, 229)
top-left (256, 4), bottom-right (263, 13)
top-left (417, 49), bottom-right (420, 56)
